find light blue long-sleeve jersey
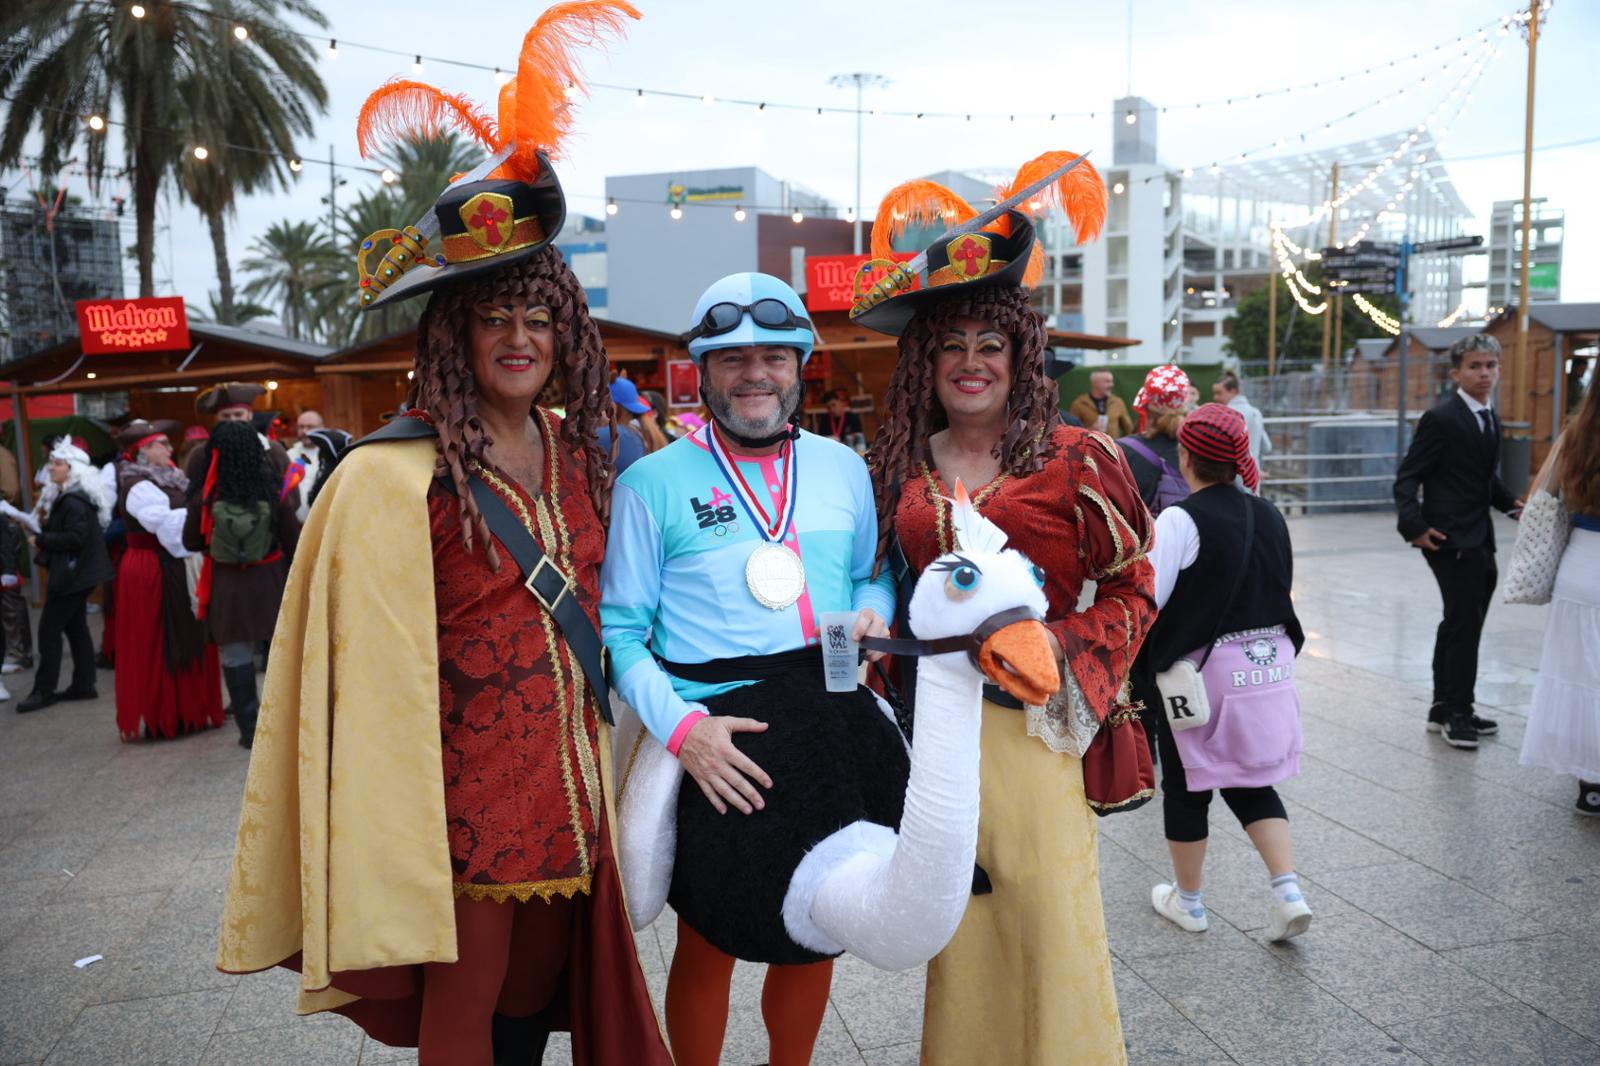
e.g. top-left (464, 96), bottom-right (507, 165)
top-left (600, 426), bottom-right (896, 747)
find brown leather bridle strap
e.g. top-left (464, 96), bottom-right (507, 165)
top-left (860, 606), bottom-right (1040, 669)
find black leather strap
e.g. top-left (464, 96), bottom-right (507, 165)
top-left (467, 477), bottom-right (613, 725)
top-left (860, 605), bottom-right (1040, 669)
top-left (351, 414), bottom-right (614, 724)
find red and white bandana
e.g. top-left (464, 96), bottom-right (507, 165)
top-left (1133, 364), bottom-right (1191, 416)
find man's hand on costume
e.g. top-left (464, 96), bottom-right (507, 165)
top-left (1410, 528), bottom-right (1446, 551)
top-left (852, 608), bottom-right (890, 663)
top-left (678, 716), bottom-right (773, 815)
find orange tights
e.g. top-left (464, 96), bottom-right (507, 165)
top-left (665, 917), bottom-right (834, 1066)
top-left (418, 894), bottom-right (573, 1066)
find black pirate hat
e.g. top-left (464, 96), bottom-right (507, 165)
top-left (350, 4), bottom-right (639, 312)
top-left (850, 211), bottom-right (1037, 337)
top-left (357, 167), bottom-right (566, 310)
top-left (851, 150), bottom-right (1105, 337)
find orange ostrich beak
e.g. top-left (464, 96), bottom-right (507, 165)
top-left (976, 619), bottom-right (1060, 706)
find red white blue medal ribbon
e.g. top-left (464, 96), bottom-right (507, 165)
top-left (705, 424), bottom-right (799, 543)
top-left (706, 424), bottom-right (806, 610)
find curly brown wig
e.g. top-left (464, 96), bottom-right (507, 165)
top-left (866, 285), bottom-right (1060, 567)
top-left (409, 244), bottom-right (614, 570)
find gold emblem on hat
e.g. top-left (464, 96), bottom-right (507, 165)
top-left (459, 192), bottom-right (517, 252)
top-left (946, 233), bottom-right (992, 279)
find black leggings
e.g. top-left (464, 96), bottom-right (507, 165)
top-left (1156, 712), bottom-right (1286, 843)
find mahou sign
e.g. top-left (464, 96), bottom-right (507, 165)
top-left (804, 253), bottom-right (916, 313)
top-left (75, 297), bottom-right (190, 354)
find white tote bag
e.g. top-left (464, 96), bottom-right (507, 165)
top-left (1504, 439), bottom-right (1572, 606)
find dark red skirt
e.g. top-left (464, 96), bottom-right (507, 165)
top-left (113, 539), bottom-right (222, 741)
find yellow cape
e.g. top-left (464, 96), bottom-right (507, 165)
top-left (215, 437), bottom-right (635, 1023)
top-left (216, 437), bottom-right (453, 1012)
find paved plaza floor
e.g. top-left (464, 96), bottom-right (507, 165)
top-left (1, 511), bottom-right (1596, 1065)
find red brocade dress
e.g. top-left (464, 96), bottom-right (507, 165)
top-left (428, 459), bottom-right (605, 901)
top-left (895, 425), bottom-right (1155, 1066)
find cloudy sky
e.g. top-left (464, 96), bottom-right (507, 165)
top-left (23, 0), bottom-right (1599, 319)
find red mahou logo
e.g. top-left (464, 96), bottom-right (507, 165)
top-left (75, 297), bottom-right (190, 354)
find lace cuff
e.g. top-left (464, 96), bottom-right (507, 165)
top-left (1025, 668), bottom-right (1101, 757)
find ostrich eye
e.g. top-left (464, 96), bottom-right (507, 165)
top-left (946, 565), bottom-right (981, 599)
top-left (1031, 564), bottom-right (1047, 588)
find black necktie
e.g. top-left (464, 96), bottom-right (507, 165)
top-left (1478, 409), bottom-right (1492, 435)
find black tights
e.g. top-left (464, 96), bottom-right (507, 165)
top-left (1156, 713), bottom-right (1286, 843)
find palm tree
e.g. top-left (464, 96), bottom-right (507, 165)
top-left (1, 0), bottom-right (328, 297)
top-left (175, 4), bottom-right (327, 322)
top-left (240, 219), bottom-right (341, 341)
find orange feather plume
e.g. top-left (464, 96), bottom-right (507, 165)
top-left (1023, 243), bottom-right (1047, 288)
top-left (993, 150), bottom-right (1107, 245)
top-left (355, 80), bottom-right (499, 159)
top-left (498, 1), bottom-right (642, 183)
top-left (869, 180), bottom-right (977, 261)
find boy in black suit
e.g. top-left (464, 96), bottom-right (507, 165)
top-left (1394, 334), bottom-right (1523, 750)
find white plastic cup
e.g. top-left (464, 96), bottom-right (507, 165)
top-left (818, 610), bottom-right (860, 693)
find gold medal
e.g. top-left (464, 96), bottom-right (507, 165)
top-left (745, 542), bottom-right (806, 610)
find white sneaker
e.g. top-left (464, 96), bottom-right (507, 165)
top-left (1267, 897), bottom-right (1313, 942)
top-left (0, 680), bottom-right (12, 701)
top-left (1151, 883), bottom-right (1208, 932)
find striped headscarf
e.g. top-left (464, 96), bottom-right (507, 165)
top-left (1178, 402), bottom-right (1259, 492)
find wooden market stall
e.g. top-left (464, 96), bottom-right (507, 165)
top-left (3, 319), bottom-right (331, 484)
top-left (1482, 302), bottom-right (1600, 469)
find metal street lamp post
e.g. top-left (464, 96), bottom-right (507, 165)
top-left (829, 73), bottom-right (890, 255)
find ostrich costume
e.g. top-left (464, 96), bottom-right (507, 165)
top-left (612, 483), bottom-right (1060, 970)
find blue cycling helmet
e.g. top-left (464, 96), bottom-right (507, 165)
top-left (686, 272), bottom-right (816, 364)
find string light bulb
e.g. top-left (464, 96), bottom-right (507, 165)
top-left (266, 380), bottom-right (280, 391)
top-left (702, 94), bottom-right (714, 105)
top-left (233, 25), bottom-right (249, 40)
top-left (288, 158), bottom-right (302, 172)
top-left (86, 372), bottom-right (97, 380)
top-left (669, 205), bottom-right (683, 220)
top-left (412, 55), bottom-right (424, 74)
top-left (495, 68), bottom-right (510, 86)
top-left (192, 146), bottom-right (209, 160)
top-left (130, 4), bottom-right (145, 17)
top-left (1124, 111), bottom-right (1137, 125)
top-left (326, 39), bottom-right (338, 58)
top-left (1112, 181), bottom-right (1125, 195)
top-left (87, 114), bottom-right (106, 132)
top-left (733, 205), bottom-right (746, 222)
top-left (605, 197), bottom-right (618, 216)
top-left (380, 167), bottom-right (398, 184)
top-left (791, 209), bottom-right (804, 224)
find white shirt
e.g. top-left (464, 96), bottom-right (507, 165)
top-left (286, 441), bottom-right (320, 522)
top-left (1149, 506), bottom-right (1202, 610)
top-left (125, 480), bottom-right (191, 557)
top-left (1456, 388), bottom-right (1494, 432)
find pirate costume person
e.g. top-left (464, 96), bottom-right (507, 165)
top-left (857, 151), bottom-right (1157, 1065)
top-left (215, 7), bottom-right (670, 1065)
top-left (112, 419), bottom-right (224, 740)
top-left (600, 271), bottom-right (902, 1066)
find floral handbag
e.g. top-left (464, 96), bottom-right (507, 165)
top-left (1504, 439), bottom-right (1571, 606)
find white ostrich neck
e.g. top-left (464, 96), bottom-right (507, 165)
top-left (896, 652), bottom-right (985, 872)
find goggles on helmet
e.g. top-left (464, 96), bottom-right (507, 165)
top-left (686, 299), bottom-right (814, 343)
